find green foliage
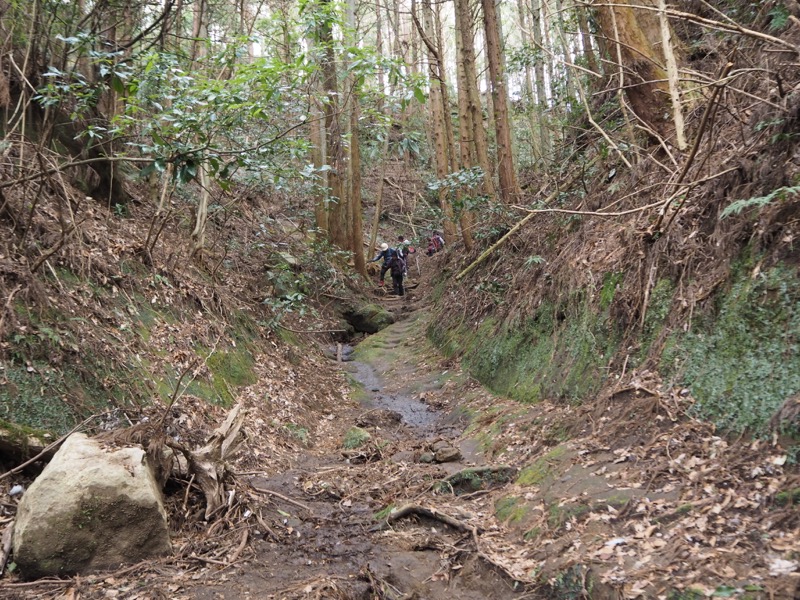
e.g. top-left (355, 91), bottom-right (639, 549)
top-left (524, 255), bottom-right (546, 268)
top-left (427, 167), bottom-right (485, 193)
top-left (671, 263), bottom-right (800, 433)
top-left (342, 427), bottom-right (371, 449)
top-left (373, 504), bottom-right (396, 521)
top-left (768, 3), bottom-right (790, 30)
top-left (282, 423), bottom-right (310, 445)
top-left (720, 186), bottom-right (800, 219)
top-left (506, 44), bottom-right (545, 72)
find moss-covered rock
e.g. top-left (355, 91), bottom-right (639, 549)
top-left (343, 303), bottom-right (395, 334)
top-left (13, 433), bottom-right (170, 579)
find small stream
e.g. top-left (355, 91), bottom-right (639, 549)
top-left (346, 359), bottom-right (438, 431)
top-left (330, 342), bottom-right (438, 432)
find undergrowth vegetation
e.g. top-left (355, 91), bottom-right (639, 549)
top-left (665, 260), bottom-right (800, 434)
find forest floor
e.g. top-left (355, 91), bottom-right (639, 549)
top-left (2, 273), bottom-right (799, 600)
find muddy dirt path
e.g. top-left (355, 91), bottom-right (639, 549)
top-left (7, 297), bottom-right (796, 599)
top-left (198, 304), bottom-right (800, 600)
top-left (191, 308), bottom-right (528, 599)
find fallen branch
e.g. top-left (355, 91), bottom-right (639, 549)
top-left (227, 529), bottom-right (249, 564)
top-left (371, 504), bottom-right (476, 533)
top-left (249, 483), bottom-right (313, 514)
top-left (456, 161), bottom-right (596, 281)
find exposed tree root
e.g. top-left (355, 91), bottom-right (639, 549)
top-left (371, 504), bottom-right (477, 533)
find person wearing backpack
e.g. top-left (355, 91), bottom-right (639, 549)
top-left (396, 235), bottom-right (415, 275)
top-left (426, 231), bottom-right (445, 256)
top-left (369, 242), bottom-right (397, 286)
top-left (388, 252), bottom-right (406, 296)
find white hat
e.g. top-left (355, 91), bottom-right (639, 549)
top-left (380, 243), bottom-right (389, 251)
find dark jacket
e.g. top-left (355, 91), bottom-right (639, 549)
top-left (370, 248), bottom-right (397, 265)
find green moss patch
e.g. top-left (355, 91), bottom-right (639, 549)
top-left (433, 287), bottom-right (622, 405)
top-left (666, 262), bottom-right (800, 433)
top-left (517, 445), bottom-right (568, 486)
top-left (775, 487), bottom-right (800, 506)
top-left (342, 426), bottom-right (371, 449)
top-left (0, 357), bottom-right (136, 434)
top-left (346, 374), bottom-right (370, 404)
top-left (495, 496), bottom-right (530, 525)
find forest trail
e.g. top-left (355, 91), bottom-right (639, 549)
top-left (3, 289), bottom-right (797, 599)
top-left (161, 290), bottom-right (799, 600)
top-left (189, 303), bottom-right (529, 599)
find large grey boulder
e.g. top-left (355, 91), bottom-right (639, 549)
top-left (13, 433), bottom-right (171, 578)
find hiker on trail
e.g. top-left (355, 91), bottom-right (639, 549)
top-left (396, 235), bottom-right (415, 259)
top-left (396, 235), bottom-right (415, 275)
top-left (369, 242), bottom-right (397, 287)
top-left (426, 231), bottom-right (445, 256)
top-left (388, 251), bottom-right (406, 296)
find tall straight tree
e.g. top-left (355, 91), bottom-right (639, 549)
top-left (345, 0), bottom-right (366, 275)
top-left (307, 35), bottom-right (328, 237)
top-left (191, 0), bottom-right (208, 64)
top-left (593, 0), bottom-right (674, 139)
top-left (434, 0), bottom-right (470, 248)
top-left (574, 1), bottom-right (598, 74)
top-left (369, 0), bottom-right (390, 256)
top-left (516, 0), bottom-right (541, 164)
top-left (553, 0), bottom-right (576, 102)
top-left (481, 0), bottom-right (520, 203)
top-left (453, 0), bottom-right (476, 250)
top-left (454, 0), bottom-right (495, 204)
top-left (415, 0), bottom-right (457, 243)
top-left (529, 0), bottom-right (551, 160)
top-left (316, 0), bottom-right (350, 253)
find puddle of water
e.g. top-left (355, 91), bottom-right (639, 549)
top-left (348, 360), bottom-right (437, 431)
